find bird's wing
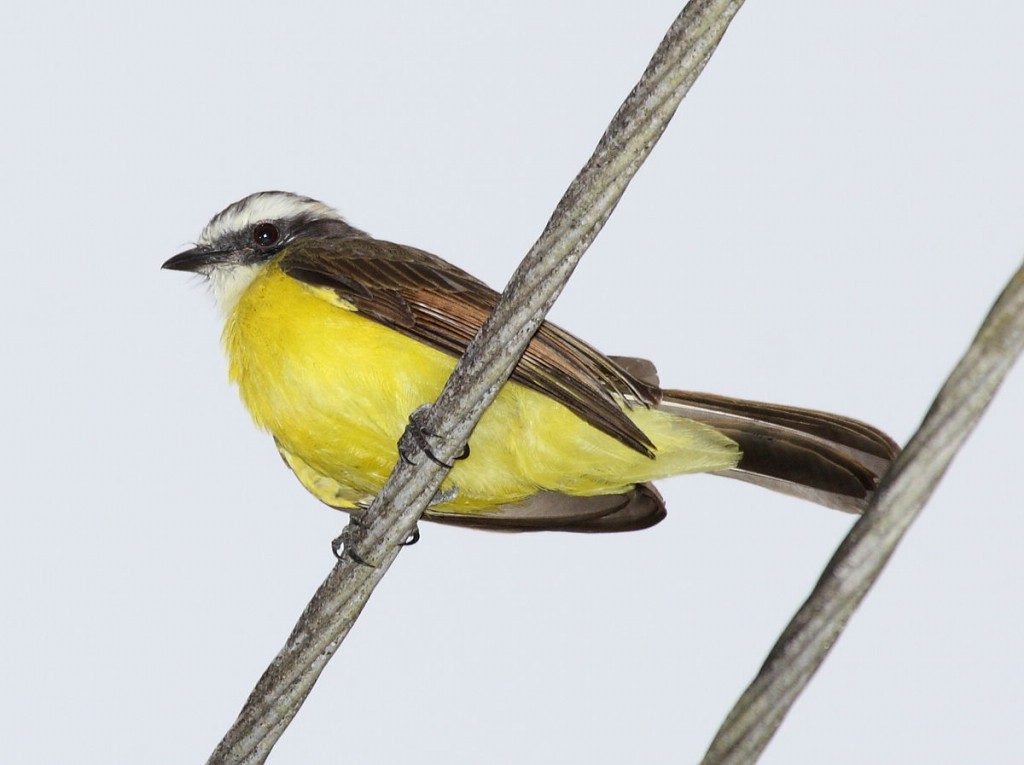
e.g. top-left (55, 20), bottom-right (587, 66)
top-left (279, 237), bottom-right (659, 455)
top-left (425, 483), bottom-right (668, 533)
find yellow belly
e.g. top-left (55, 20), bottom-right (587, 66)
top-left (222, 264), bottom-right (739, 512)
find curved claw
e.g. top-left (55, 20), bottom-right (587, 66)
top-left (400, 406), bottom-right (470, 469)
top-left (400, 526), bottom-right (421, 547)
top-left (331, 522), bottom-right (377, 567)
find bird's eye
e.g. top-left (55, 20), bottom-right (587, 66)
top-left (252, 222), bottom-right (280, 248)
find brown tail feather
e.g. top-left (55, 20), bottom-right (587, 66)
top-left (659, 390), bottom-right (900, 513)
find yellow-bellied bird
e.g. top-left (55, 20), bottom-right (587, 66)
top-left (164, 192), bottom-right (899, 532)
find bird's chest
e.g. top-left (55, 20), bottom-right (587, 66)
top-left (221, 268), bottom-right (456, 483)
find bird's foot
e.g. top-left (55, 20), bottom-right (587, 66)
top-left (399, 405), bottom-right (470, 467)
top-left (331, 514), bottom-right (375, 566)
top-left (331, 508), bottom-right (423, 562)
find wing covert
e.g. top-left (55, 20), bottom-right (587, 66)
top-left (279, 237), bottom-right (659, 455)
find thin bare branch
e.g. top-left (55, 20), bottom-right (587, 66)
top-left (700, 260), bottom-right (1024, 765)
top-left (207, 3), bottom-right (746, 763)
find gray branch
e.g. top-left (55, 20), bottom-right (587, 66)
top-left (206, 2), bottom-right (746, 763)
top-left (700, 260), bottom-right (1024, 765)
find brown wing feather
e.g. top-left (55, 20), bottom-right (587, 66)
top-left (424, 484), bottom-right (667, 533)
top-left (279, 237), bottom-right (659, 455)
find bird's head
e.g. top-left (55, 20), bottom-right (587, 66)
top-left (163, 191), bottom-right (364, 313)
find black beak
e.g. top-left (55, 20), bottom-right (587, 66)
top-left (162, 246), bottom-right (232, 273)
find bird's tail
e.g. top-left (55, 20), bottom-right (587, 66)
top-left (658, 389), bottom-right (900, 513)
top-left (426, 388), bottom-right (899, 532)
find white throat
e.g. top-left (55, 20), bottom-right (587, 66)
top-left (208, 262), bottom-right (264, 316)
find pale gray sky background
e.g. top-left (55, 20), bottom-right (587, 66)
top-left (3, 2), bottom-right (1023, 763)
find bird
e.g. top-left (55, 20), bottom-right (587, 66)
top-left (163, 191), bottom-right (899, 533)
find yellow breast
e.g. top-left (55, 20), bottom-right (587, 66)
top-left (221, 262), bottom-right (739, 513)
